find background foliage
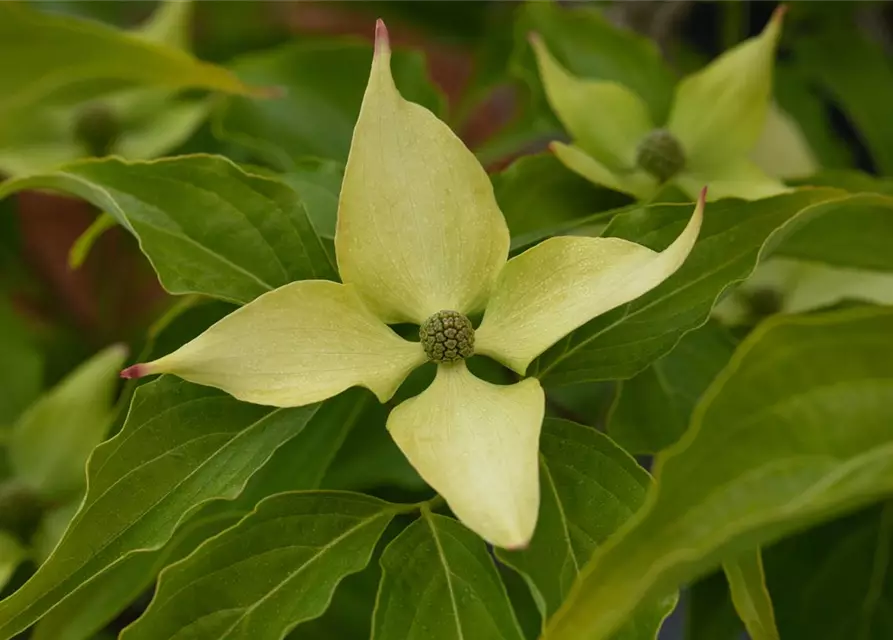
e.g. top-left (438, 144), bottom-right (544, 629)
top-left (2, 1), bottom-right (893, 639)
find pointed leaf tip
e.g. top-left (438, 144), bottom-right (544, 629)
top-left (772, 4), bottom-right (788, 23)
top-left (120, 364), bottom-right (148, 380)
top-left (700, 186), bottom-right (708, 204)
top-left (374, 19), bottom-right (390, 55)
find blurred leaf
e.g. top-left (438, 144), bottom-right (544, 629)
top-left (498, 419), bottom-right (676, 639)
top-left (0, 376), bottom-right (322, 638)
top-left (492, 153), bottom-right (629, 250)
top-left (544, 307), bottom-right (893, 639)
top-left (608, 321), bottom-right (736, 454)
top-left (9, 344), bottom-right (127, 500)
top-left (511, 2), bottom-right (675, 127)
top-left (0, 155), bottom-right (337, 304)
top-left (714, 257), bottom-right (893, 325)
top-left (0, 301), bottom-right (43, 429)
top-left (0, 2), bottom-right (261, 176)
top-left (774, 63), bottom-right (852, 170)
top-left (723, 550), bottom-right (779, 640)
top-left (123, 492), bottom-right (400, 640)
top-left (372, 512), bottom-right (525, 640)
top-left (0, 2), bottom-right (254, 113)
top-left (215, 39), bottom-right (444, 168)
top-left (796, 169), bottom-right (893, 195)
top-left (763, 501), bottom-right (893, 639)
top-left (532, 188), bottom-right (857, 386)
top-left (360, 2), bottom-right (499, 42)
top-left (793, 22), bottom-right (893, 174)
top-left (776, 193), bottom-right (893, 271)
top-left (749, 102), bottom-right (819, 180)
top-left (0, 533), bottom-right (25, 595)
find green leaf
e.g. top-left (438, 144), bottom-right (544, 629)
top-left (607, 321), bottom-right (736, 454)
top-left (775, 193), bottom-right (893, 272)
top-left (0, 533), bottom-right (25, 594)
top-left (372, 512), bottom-right (525, 640)
top-left (214, 39), bottom-right (444, 168)
top-left (763, 502), bottom-right (893, 638)
top-left (31, 507), bottom-right (242, 640)
top-left (511, 2), bottom-right (675, 125)
top-left (0, 3), bottom-right (256, 115)
top-left (29, 390), bottom-right (367, 640)
top-left (321, 399), bottom-right (425, 493)
top-left (9, 344), bottom-right (127, 500)
top-left (793, 22), bottom-right (893, 174)
top-left (795, 169), bottom-right (893, 196)
top-left (492, 153), bottom-right (629, 250)
top-left (685, 571), bottom-right (741, 640)
top-left (0, 376), bottom-right (322, 638)
top-left (277, 158), bottom-right (343, 241)
top-left (498, 419), bottom-right (676, 639)
top-left (122, 492), bottom-right (399, 640)
top-left (532, 188), bottom-right (889, 386)
top-left (0, 155), bottom-right (337, 304)
top-left (234, 389), bottom-right (373, 507)
top-left (723, 550), bottom-right (779, 640)
top-left (0, 300), bottom-right (43, 429)
top-left (544, 307), bottom-right (893, 640)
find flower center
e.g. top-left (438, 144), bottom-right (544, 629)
top-left (420, 310), bottom-right (475, 363)
top-left (635, 128), bottom-right (685, 183)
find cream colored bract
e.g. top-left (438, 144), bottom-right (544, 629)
top-left (532, 7), bottom-right (789, 202)
top-left (123, 20), bottom-right (705, 549)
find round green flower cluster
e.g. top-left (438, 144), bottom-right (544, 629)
top-left (420, 310), bottom-right (475, 363)
top-left (636, 128), bottom-right (686, 183)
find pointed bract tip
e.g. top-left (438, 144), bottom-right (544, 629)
top-left (772, 4), bottom-right (788, 23)
top-left (527, 31), bottom-right (541, 46)
top-left (699, 186), bottom-right (708, 204)
top-left (502, 538), bottom-right (531, 552)
top-left (374, 19), bottom-right (390, 55)
top-left (120, 364), bottom-right (149, 380)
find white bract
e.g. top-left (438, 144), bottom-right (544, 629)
top-left (532, 6), bottom-right (789, 202)
top-left (123, 21), bottom-right (705, 549)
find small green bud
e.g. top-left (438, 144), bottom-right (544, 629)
top-left (420, 310), bottom-right (474, 363)
top-left (747, 287), bottom-right (783, 319)
top-left (74, 103), bottom-right (119, 157)
top-left (0, 480), bottom-right (44, 541)
top-left (636, 128), bottom-right (685, 183)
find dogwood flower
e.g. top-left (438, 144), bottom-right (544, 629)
top-left (531, 6), bottom-right (789, 202)
top-left (121, 21), bottom-right (704, 549)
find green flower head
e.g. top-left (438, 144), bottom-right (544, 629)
top-left (121, 20), bottom-right (704, 549)
top-left (531, 6), bottom-right (789, 202)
